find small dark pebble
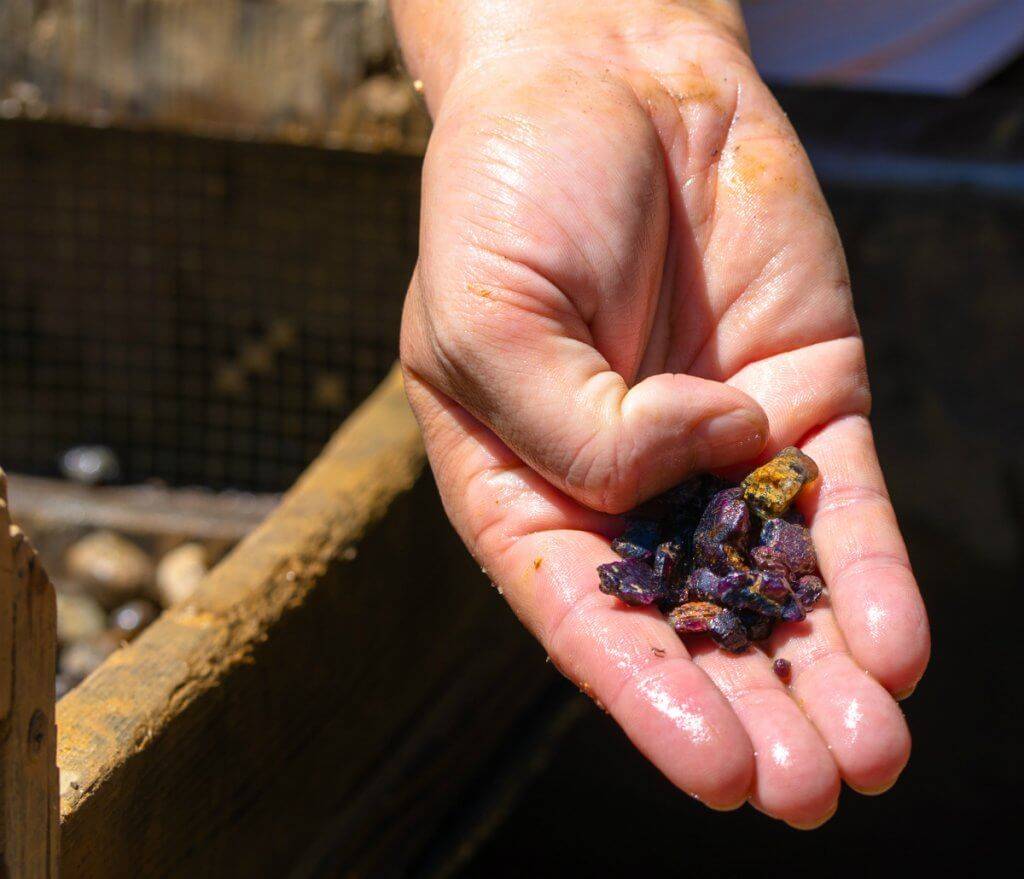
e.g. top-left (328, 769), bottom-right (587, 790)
top-left (773, 658), bottom-right (792, 682)
top-left (597, 448), bottom-right (826, 654)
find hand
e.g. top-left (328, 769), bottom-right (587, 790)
top-left (395, 0), bottom-right (929, 827)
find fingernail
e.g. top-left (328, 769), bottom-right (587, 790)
top-left (895, 683), bottom-right (917, 702)
top-left (849, 777), bottom-right (898, 796)
top-left (786, 800), bottom-right (839, 830)
top-left (695, 410), bottom-right (768, 463)
top-left (706, 796), bottom-right (748, 813)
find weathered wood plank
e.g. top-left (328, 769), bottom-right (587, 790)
top-left (6, 476), bottom-right (278, 546)
top-left (0, 470), bottom-right (59, 878)
top-left (56, 365), bottom-right (555, 876)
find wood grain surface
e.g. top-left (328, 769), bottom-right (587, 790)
top-left (1, 469), bottom-right (59, 878)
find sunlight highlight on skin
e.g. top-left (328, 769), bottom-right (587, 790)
top-left (843, 698), bottom-right (865, 740)
top-left (770, 740), bottom-right (792, 768)
top-left (637, 675), bottom-right (713, 744)
top-left (866, 603), bottom-right (887, 640)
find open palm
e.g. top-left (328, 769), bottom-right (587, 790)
top-left (400, 22), bottom-right (929, 827)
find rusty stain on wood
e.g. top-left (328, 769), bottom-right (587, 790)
top-left (53, 364), bottom-right (551, 876)
top-left (1, 469), bottom-right (60, 878)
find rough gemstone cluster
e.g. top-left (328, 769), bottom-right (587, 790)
top-left (597, 447), bottom-right (823, 653)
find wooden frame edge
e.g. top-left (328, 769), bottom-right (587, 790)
top-left (56, 363), bottom-right (423, 838)
top-left (1, 469), bottom-right (60, 878)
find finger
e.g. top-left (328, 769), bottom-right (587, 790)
top-left (404, 372), bottom-right (756, 806)
top-left (773, 605), bottom-right (912, 794)
top-left (403, 274), bottom-right (768, 515)
top-left (531, 531), bottom-right (753, 808)
top-left (689, 642), bottom-right (840, 828)
top-left (727, 343), bottom-right (929, 696)
top-left (799, 415), bottom-right (930, 697)
top-left (726, 335), bottom-right (872, 454)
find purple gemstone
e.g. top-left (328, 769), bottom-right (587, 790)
top-left (756, 570), bottom-right (793, 603)
top-left (749, 545), bottom-right (785, 574)
top-left (667, 602), bottom-right (749, 652)
top-left (597, 558), bottom-right (662, 606)
top-left (696, 542), bottom-right (747, 575)
top-left (773, 658), bottom-right (792, 681)
top-left (667, 601), bottom-right (720, 634)
top-left (694, 488), bottom-right (751, 574)
top-left (757, 518), bottom-right (817, 577)
top-left (701, 488), bottom-right (750, 543)
top-left (699, 568), bottom-right (742, 604)
top-left (794, 574), bottom-right (825, 610)
top-left (708, 608), bottom-right (750, 653)
top-left (611, 517), bottom-right (661, 562)
top-left (684, 566), bottom-right (720, 602)
top-left (653, 540), bottom-right (686, 586)
top-left (740, 610), bottom-right (774, 641)
top-left (713, 569), bottom-right (795, 619)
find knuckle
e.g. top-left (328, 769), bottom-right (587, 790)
top-left (823, 335), bottom-right (872, 419)
top-left (398, 314), bottom-right (424, 374)
top-left (429, 310), bottom-right (476, 380)
top-left (400, 264), bottom-right (498, 390)
top-left (844, 350), bottom-right (873, 417)
top-left (402, 290), bottom-right (485, 396)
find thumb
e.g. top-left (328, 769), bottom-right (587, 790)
top-left (402, 273), bottom-right (768, 514)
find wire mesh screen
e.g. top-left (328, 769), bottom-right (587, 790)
top-left (0, 117), bottom-right (420, 491)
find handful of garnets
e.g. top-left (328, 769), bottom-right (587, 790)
top-left (597, 447), bottom-right (823, 653)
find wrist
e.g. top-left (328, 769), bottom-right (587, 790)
top-left (389, 0), bottom-right (749, 114)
